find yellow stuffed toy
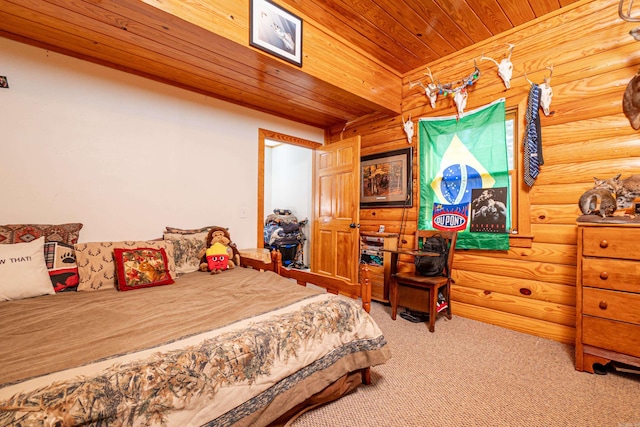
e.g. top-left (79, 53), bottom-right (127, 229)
top-left (198, 227), bottom-right (240, 274)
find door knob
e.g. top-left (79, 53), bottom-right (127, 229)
top-left (349, 223), bottom-right (360, 228)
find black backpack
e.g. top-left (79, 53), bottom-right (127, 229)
top-left (414, 234), bottom-right (449, 277)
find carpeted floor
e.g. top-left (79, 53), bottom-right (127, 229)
top-left (291, 301), bottom-right (640, 427)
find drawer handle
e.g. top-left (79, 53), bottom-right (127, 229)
top-left (599, 301), bottom-right (608, 310)
top-left (599, 271), bottom-right (608, 280)
top-left (599, 240), bottom-right (608, 248)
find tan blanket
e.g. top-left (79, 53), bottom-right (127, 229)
top-left (0, 268), bottom-right (390, 426)
top-left (0, 268), bottom-right (318, 387)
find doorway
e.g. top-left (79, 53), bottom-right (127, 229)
top-left (257, 129), bottom-right (321, 268)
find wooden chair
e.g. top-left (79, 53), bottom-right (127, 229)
top-left (389, 230), bottom-right (457, 332)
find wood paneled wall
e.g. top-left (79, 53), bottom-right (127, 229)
top-left (329, 0), bottom-right (640, 344)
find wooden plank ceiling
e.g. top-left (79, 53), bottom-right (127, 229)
top-left (284, 0), bottom-right (581, 75)
top-left (0, 0), bottom-right (580, 129)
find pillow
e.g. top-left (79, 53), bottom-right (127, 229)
top-left (44, 241), bottom-right (79, 292)
top-left (164, 226), bottom-right (222, 235)
top-left (113, 247), bottom-right (174, 291)
top-left (0, 237), bottom-right (56, 301)
top-left (74, 240), bottom-right (176, 291)
top-left (163, 232), bottom-right (208, 274)
top-left (0, 223), bottom-right (83, 245)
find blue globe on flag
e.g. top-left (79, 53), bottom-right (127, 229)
top-left (441, 164), bottom-right (483, 205)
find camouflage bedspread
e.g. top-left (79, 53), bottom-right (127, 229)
top-left (0, 268), bottom-right (390, 426)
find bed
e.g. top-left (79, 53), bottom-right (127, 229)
top-left (0, 251), bottom-right (390, 426)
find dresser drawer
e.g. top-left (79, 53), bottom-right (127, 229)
top-left (583, 288), bottom-right (640, 324)
top-left (582, 258), bottom-right (640, 292)
top-left (582, 316), bottom-right (640, 358)
top-left (582, 227), bottom-right (640, 260)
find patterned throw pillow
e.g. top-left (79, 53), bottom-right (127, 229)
top-left (0, 223), bottom-right (83, 245)
top-left (74, 240), bottom-right (176, 291)
top-left (0, 237), bottom-right (55, 301)
top-left (163, 232), bottom-right (208, 274)
top-left (113, 247), bottom-right (174, 291)
top-left (43, 242), bottom-right (79, 292)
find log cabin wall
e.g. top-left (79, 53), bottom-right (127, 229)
top-left (328, 0), bottom-right (640, 345)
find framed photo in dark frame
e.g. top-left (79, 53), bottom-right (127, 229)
top-left (360, 148), bottom-right (413, 208)
top-left (250, 0), bottom-right (303, 67)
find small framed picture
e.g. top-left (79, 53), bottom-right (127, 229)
top-left (250, 0), bottom-right (303, 67)
top-left (360, 148), bottom-right (413, 208)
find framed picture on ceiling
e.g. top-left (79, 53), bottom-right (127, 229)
top-left (360, 148), bottom-right (413, 208)
top-left (250, 0), bottom-right (303, 67)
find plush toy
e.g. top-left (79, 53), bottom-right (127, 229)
top-left (198, 227), bottom-right (240, 274)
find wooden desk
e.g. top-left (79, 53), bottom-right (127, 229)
top-left (360, 232), bottom-right (398, 301)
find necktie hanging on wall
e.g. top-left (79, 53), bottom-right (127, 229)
top-left (523, 83), bottom-right (543, 187)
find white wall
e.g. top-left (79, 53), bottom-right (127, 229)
top-left (0, 37), bottom-right (324, 248)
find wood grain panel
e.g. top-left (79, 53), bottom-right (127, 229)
top-left (529, 183), bottom-right (607, 205)
top-left (529, 204), bottom-right (583, 225)
top-left (531, 224), bottom-right (578, 245)
top-left (433, 0), bottom-right (493, 42)
top-left (453, 253), bottom-right (576, 286)
top-left (401, 0), bottom-right (474, 50)
top-left (459, 242), bottom-right (577, 265)
top-left (542, 115), bottom-right (635, 147)
top-left (452, 285), bottom-right (575, 326)
top-left (499, 0), bottom-right (536, 26)
top-left (452, 269), bottom-right (575, 305)
top-left (453, 302), bottom-right (575, 344)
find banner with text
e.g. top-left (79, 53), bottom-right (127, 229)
top-left (418, 100), bottom-right (510, 250)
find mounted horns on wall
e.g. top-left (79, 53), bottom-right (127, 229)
top-left (480, 43), bottom-right (515, 89)
top-left (402, 113), bottom-right (414, 144)
top-left (435, 61), bottom-right (481, 119)
top-left (525, 65), bottom-right (554, 116)
top-left (409, 68), bottom-right (438, 108)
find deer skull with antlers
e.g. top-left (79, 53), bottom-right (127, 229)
top-left (453, 89), bottom-right (468, 118)
top-left (539, 66), bottom-right (554, 116)
top-left (409, 68), bottom-right (438, 108)
top-left (402, 114), bottom-right (414, 144)
top-left (526, 65), bottom-right (554, 116)
top-left (481, 44), bottom-right (515, 90)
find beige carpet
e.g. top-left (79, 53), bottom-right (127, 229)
top-left (292, 301), bottom-right (640, 427)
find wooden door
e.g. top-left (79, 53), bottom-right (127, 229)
top-left (312, 136), bottom-right (361, 283)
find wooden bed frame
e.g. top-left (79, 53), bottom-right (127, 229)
top-left (238, 250), bottom-right (373, 385)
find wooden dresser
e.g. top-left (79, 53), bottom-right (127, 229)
top-left (576, 220), bottom-right (640, 373)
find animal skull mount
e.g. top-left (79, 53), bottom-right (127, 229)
top-left (526, 65), bottom-right (554, 116)
top-left (453, 89), bottom-right (468, 118)
top-left (480, 44), bottom-right (515, 90)
top-left (402, 114), bottom-right (414, 144)
top-left (409, 68), bottom-right (438, 108)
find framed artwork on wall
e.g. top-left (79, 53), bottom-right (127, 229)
top-left (250, 0), bottom-right (303, 67)
top-left (361, 148), bottom-right (413, 208)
